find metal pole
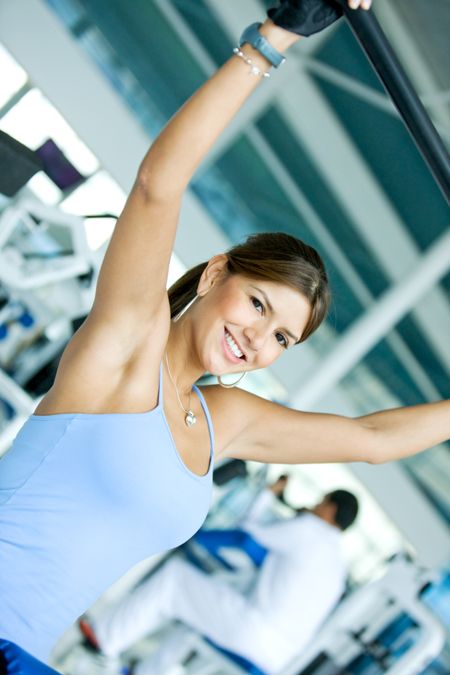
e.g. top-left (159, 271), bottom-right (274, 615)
top-left (292, 229), bottom-right (450, 409)
top-left (337, 2), bottom-right (450, 204)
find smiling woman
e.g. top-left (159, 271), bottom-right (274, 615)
top-left (1, 0), bottom-right (450, 670)
top-left (168, 232), bottom-right (329, 340)
top-left (167, 231), bottom-right (330, 373)
top-left (167, 255), bottom-right (318, 380)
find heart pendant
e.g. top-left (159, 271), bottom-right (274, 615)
top-left (185, 410), bottom-right (197, 427)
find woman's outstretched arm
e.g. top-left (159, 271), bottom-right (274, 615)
top-left (90, 20), bottom-right (299, 336)
top-left (213, 387), bottom-right (450, 465)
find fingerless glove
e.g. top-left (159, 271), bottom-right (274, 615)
top-left (267, 0), bottom-right (342, 37)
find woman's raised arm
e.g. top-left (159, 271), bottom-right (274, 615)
top-left (90, 20), bottom-right (299, 338)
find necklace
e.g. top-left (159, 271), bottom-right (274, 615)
top-left (165, 352), bottom-right (197, 428)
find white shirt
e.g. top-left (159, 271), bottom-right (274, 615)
top-left (245, 513), bottom-right (347, 653)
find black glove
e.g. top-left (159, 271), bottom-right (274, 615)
top-left (267, 0), bottom-right (343, 37)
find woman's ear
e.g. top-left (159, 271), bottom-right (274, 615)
top-left (197, 254), bottom-right (228, 296)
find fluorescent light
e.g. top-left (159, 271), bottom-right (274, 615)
top-left (1, 88), bottom-right (99, 175)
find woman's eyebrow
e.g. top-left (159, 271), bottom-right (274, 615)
top-left (250, 285), bottom-right (300, 343)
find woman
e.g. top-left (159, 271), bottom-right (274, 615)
top-left (1, 0), bottom-right (448, 666)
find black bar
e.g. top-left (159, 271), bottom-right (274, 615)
top-left (336, 2), bottom-right (450, 204)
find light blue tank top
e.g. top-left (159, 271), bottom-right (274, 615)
top-left (0, 366), bottom-right (214, 661)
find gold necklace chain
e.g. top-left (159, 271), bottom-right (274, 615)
top-left (164, 352), bottom-right (197, 428)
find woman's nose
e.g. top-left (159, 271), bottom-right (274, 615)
top-left (244, 325), bottom-right (267, 351)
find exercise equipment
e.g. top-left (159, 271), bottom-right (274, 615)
top-left (282, 555), bottom-right (446, 675)
top-left (0, 640), bottom-right (60, 675)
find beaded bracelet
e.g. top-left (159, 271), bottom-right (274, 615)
top-left (232, 47), bottom-right (271, 79)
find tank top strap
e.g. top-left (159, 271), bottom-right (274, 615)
top-left (192, 384), bottom-right (215, 463)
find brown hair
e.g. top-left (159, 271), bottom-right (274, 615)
top-left (168, 232), bottom-right (330, 342)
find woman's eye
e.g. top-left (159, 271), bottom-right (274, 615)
top-left (276, 332), bottom-right (288, 348)
top-left (251, 297), bottom-right (264, 313)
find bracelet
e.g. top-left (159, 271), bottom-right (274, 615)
top-left (239, 22), bottom-right (286, 69)
top-left (232, 47), bottom-right (271, 79)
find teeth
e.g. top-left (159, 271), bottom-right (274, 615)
top-left (225, 330), bottom-right (243, 358)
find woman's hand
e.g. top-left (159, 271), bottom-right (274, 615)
top-left (347, 0), bottom-right (372, 8)
top-left (267, 0), bottom-right (373, 38)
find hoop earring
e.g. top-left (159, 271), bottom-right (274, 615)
top-left (173, 295), bottom-right (198, 322)
top-left (218, 372), bottom-right (247, 389)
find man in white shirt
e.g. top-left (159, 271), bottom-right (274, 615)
top-left (80, 489), bottom-right (359, 675)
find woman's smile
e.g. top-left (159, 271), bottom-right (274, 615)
top-left (222, 327), bottom-right (246, 364)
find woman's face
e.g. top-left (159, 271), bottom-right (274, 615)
top-left (193, 262), bottom-right (312, 376)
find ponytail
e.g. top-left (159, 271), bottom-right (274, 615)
top-left (168, 262), bottom-right (207, 319)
